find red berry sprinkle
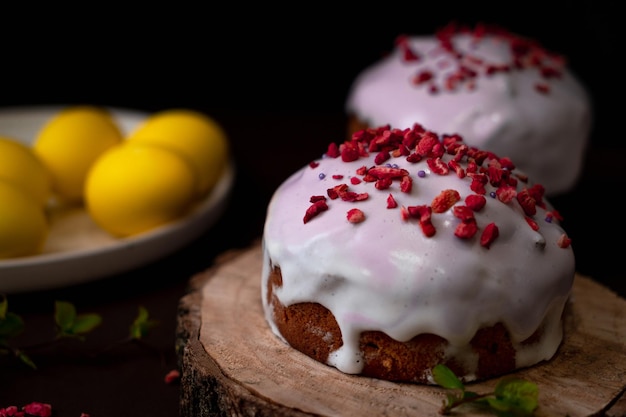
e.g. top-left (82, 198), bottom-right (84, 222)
top-left (347, 208), bottom-right (366, 223)
top-left (299, 124), bottom-right (565, 251)
top-left (400, 22), bottom-right (567, 96)
top-left (431, 189), bottom-right (461, 213)
top-left (480, 222), bottom-right (499, 248)
top-left (557, 234), bottom-right (572, 248)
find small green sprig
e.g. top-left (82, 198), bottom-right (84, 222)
top-left (0, 295), bottom-right (159, 369)
top-left (432, 364), bottom-right (539, 416)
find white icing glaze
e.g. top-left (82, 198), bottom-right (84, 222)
top-left (345, 26), bottom-right (591, 195)
top-left (262, 126), bottom-right (575, 380)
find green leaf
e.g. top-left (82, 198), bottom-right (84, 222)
top-left (0, 311), bottom-right (25, 341)
top-left (18, 350), bottom-right (37, 370)
top-left (129, 306), bottom-right (158, 339)
top-left (490, 377), bottom-right (539, 414)
top-left (55, 301), bottom-right (77, 332)
top-left (71, 313), bottom-right (103, 334)
top-left (432, 364), bottom-right (465, 390)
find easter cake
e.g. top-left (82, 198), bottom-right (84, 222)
top-left (345, 22), bottom-right (592, 195)
top-left (261, 123), bottom-right (575, 384)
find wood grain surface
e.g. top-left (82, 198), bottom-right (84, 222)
top-left (177, 242), bottom-right (626, 417)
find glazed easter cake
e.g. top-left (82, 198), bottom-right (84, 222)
top-left (345, 22), bottom-right (592, 195)
top-left (261, 124), bottom-right (575, 384)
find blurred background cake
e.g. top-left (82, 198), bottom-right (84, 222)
top-left (345, 22), bottom-right (592, 196)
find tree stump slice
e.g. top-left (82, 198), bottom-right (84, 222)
top-left (177, 241), bottom-right (626, 417)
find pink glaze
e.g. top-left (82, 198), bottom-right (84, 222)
top-left (345, 24), bottom-right (591, 195)
top-left (262, 125), bottom-right (575, 382)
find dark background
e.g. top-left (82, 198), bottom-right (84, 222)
top-left (1, 7), bottom-right (623, 416)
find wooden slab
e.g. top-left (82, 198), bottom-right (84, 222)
top-left (176, 241), bottom-right (626, 417)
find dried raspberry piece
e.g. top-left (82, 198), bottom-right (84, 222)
top-left (341, 142), bottom-right (361, 162)
top-left (387, 194), bottom-right (398, 208)
top-left (332, 174), bottom-right (344, 180)
top-left (448, 160), bottom-right (466, 178)
top-left (400, 175), bottom-right (412, 193)
top-left (480, 222), bottom-right (499, 248)
top-left (416, 132), bottom-right (440, 156)
top-left (499, 156), bottom-right (515, 170)
top-left (470, 177), bottom-right (486, 194)
top-left (420, 219), bottom-right (436, 237)
top-left (431, 189), bottom-right (461, 213)
top-left (412, 70), bottom-right (433, 85)
top-left (496, 185), bottom-right (517, 203)
top-left (375, 178), bottom-right (393, 190)
top-left (525, 216), bottom-right (539, 231)
top-left (465, 194), bottom-right (486, 211)
top-left (350, 177), bottom-right (361, 185)
top-left (557, 234), bottom-right (572, 248)
top-left (355, 165), bottom-right (368, 176)
top-left (310, 195), bottom-right (327, 203)
top-left (325, 142), bottom-right (340, 158)
top-left (427, 157), bottom-right (449, 175)
top-left (303, 200), bottom-right (328, 224)
top-left (455, 220), bottom-right (478, 239)
top-left (517, 188), bottom-right (537, 216)
top-left (309, 161), bottom-right (319, 169)
top-left (374, 151), bottom-right (391, 165)
top-left (453, 205), bottom-right (475, 222)
top-left (165, 369), bottom-right (181, 384)
top-left (367, 166), bottom-right (409, 179)
top-left (347, 208), bottom-right (366, 223)
top-left (327, 184), bottom-right (348, 200)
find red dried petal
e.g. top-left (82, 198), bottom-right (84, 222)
top-left (332, 174), bottom-right (344, 180)
top-left (431, 189), bottom-right (461, 213)
top-left (387, 194), bottom-right (398, 208)
top-left (309, 161), bottom-right (319, 169)
top-left (480, 222), bottom-right (499, 248)
top-left (310, 195), bottom-right (327, 203)
top-left (347, 208), bottom-right (366, 223)
top-left (350, 177), bottom-right (362, 185)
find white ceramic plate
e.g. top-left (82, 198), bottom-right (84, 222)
top-left (0, 106), bottom-right (235, 294)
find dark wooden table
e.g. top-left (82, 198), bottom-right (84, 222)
top-left (1, 10), bottom-right (623, 417)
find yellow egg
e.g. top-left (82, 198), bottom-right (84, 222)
top-left (0, 180), bottom-right (49, 259)
top-left (0, 135), bottom-right (51, 207)
top-left (85, 143), bottom-right (196, 237)
top-left (33, 106), bottom-right (124, 204)
top-left (126, 109), bottom-right (229, 198)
